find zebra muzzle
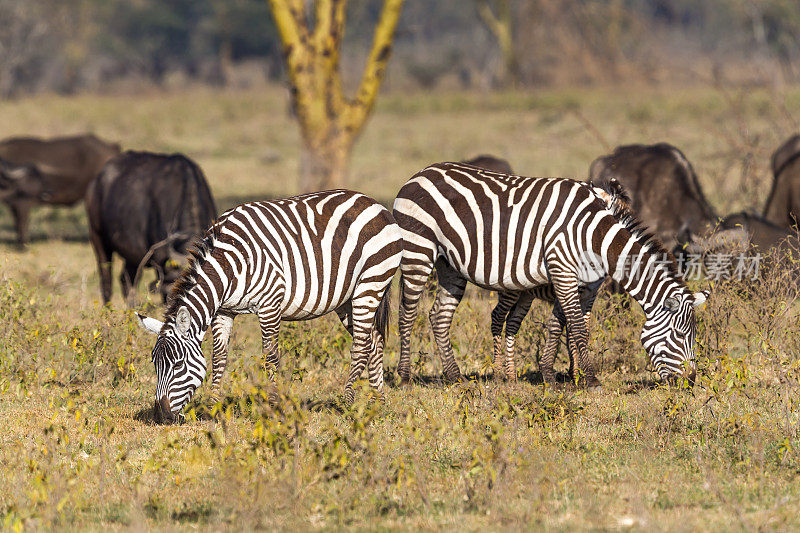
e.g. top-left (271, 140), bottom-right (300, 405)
top-left (154, 396), bottom-right (177, 425)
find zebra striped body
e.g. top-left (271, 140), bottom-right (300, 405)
top-left (140, 190), bottom-right (403, 422)
top-left (393, 162), bottom-right (707, 385)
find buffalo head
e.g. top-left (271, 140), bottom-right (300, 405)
top-left (136, 233), bottom-right (193, 303)
top-left (0, 159), bottom-right (46, 202)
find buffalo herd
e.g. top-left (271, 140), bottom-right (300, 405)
top-left (0, 135), bottom-right (216, 303)
top-left (0, 133), bottom-right (799, 304)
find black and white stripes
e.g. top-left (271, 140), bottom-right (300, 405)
top-left (138, 190), bottom-right (403, 422)
top-left (392, 162), bottom-right (708, 385)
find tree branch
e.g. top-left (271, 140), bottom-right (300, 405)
top-left (344, 0), bottom-right (405, 131)
top-left (267, 0), bottom-right (309, 64)
top-left (477, 0), bottom-right (505, 42)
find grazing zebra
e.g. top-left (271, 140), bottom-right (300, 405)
top-left (137, 190), bottom-right (404, 423)
top-left (393, 162), bottom-right (709, 386)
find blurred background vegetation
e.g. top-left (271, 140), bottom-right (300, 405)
top-left (2, 0), bottom-right (800, 99)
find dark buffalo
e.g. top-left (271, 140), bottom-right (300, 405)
top-left (0, 134), bottom-right (120, 245)
top-left (764, 134), bottom-right (800, 228)
top-left (86, 151), bottom-right (217, 305)
top-left (589, 143), bottom-right (717, 248)
top-left (462, 154), bottom-right (514, 174)
top-left (675, 212), bottom-right (799, 281)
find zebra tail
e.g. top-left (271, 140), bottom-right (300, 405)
top-left (375, 285), bottom-right (392, 339)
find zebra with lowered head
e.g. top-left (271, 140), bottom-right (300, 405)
top-left (137, 190), bottom-right (404, 423)
top-left (392, 162), bottom-right (709, 386)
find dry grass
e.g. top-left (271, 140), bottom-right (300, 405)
top-left (1, 84), bottom-right (800, 530)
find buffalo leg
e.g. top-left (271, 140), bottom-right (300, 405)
top-left (89, 231), bottom-right (114, 304)
top-left (119, 261), bottom-right (139, 308)
top-left (9, 201), bottom-right (31, 247)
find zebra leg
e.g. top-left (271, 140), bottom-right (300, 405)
top-left (336, 297), bottom-right (386, 404)
top-left (550, 272), bottom-right (598, 387)
top-left (429, 260), bottom-right (468, 383)
top-left (541, 304), bottom-right (565, 384)
top-left (343, 294), bottom-right (383, 405)
top-left (344, 325), bottom-right (371, 405)
top-left (491, 291), bottom-right (520, 379)
top-left (367, 329), bottom-right (386, 402)
top-left (210, 311), bottom-right (235, 401)
top-left (545, 287), bottom-right (600, 382)
top-left (566, 283), bottom-right (602, 379)
top-left (336, 302), bottom-right (365, 402)
top-left (564, 313), bottom-right (593, 379)
top-left (502, 291), bottom-right (536, 381)
top-left (398, 256), bottom-right (435, 384)
top-left (257, 306), bottom-right (282, 403)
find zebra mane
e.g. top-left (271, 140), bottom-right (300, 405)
top-left (164, 222), bottom-right (221, 319)
top-left (592, 179), bottom-right (683, 281)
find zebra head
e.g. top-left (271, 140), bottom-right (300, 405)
top-left (137, 307), bottom-right (207, 424)
top-left (640, 290), bottom-right (709, 384)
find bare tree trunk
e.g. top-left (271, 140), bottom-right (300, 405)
top-left (300, 134), bottom-right (351, 190)
top-left (268, 0), bottom-right (405, 191)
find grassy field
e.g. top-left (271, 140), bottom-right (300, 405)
top-left (1, 84), bottom-right (800, 530)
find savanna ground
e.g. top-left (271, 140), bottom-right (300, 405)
top-left (2, 84), bottom-right (800, 530)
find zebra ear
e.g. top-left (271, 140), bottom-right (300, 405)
top-left (692, 290), bottom-right (709, 309)
top-left (664, 297), bottom-right (680, 313)
top-left (175, 307), bottom-right (192, 337)
top-left (136, 312), bottom-right (163, 335)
